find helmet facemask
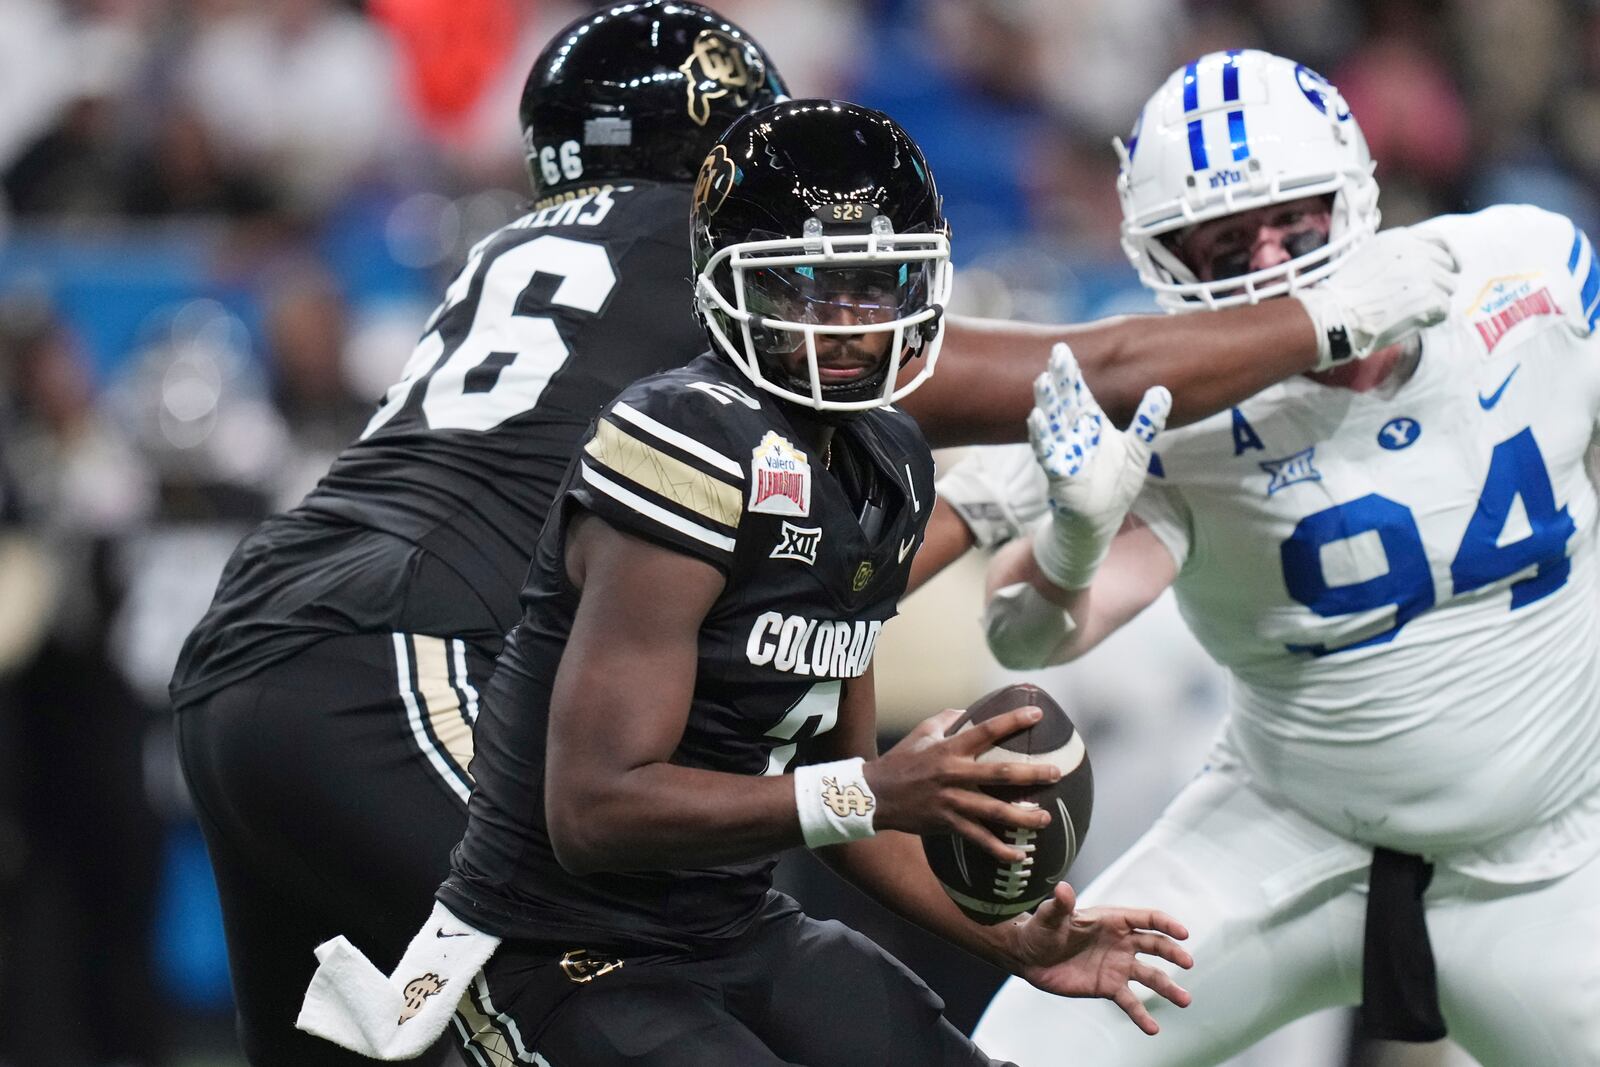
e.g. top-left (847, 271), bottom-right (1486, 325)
top-left (697, 214), bottom-right (953, 411)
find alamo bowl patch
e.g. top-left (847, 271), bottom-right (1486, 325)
top-left (750, 431), bottom-right (811, 517)
top-left (1468, 273), bottom-right (1561, 353)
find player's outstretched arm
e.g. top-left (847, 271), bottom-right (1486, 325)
top-left (898, 227), bottom-right (1459, 444)
top-left (904, 302), bottom-right (1311, 443)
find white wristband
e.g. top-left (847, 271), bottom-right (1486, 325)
top-left (793, 757), bottom-right (878, 848)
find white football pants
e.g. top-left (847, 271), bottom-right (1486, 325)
top-left (973, 755), bottom-right (1600, 1067)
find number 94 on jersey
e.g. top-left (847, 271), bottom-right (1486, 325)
top-left (1279, 427), bottom-right (1576, 656)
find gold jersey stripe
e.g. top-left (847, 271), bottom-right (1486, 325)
top-left (393, 633), bottom-right (470, 804)
top-left (411, 635), bottom-right (475, 784)
top-left (612, 400), bottom-right (743, 476)
top-left (584, 417), bottom-right (742, 529)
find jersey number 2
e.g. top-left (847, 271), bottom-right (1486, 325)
top-left (762, 681), bottom-right (843, 777)
top-left (363, 236), bottom-right (618, 436)
top-left (1281, 428), bottom-right (1575, 655)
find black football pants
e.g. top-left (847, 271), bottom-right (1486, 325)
top-left (469, 893), bottom-right (1019, 1067)
top-left (176, 632), bottom-right (492, 1067)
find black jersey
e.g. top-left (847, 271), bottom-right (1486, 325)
top-left (438, 353), bottom-right (936, 950)
top-left (171, 183), bottom-right (706, 707)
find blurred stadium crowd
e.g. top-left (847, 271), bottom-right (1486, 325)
top-left (0, 0), bottom-right (1588, 1064)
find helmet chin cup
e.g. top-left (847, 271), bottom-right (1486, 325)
top-left (1117, 50), bottom-right (1381, 312)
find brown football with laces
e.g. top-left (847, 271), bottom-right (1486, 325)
top-left (921, 683), bottom-right (1093, 925)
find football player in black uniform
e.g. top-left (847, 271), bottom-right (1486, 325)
top-left (170, 6), bottom-right (787, 1066)
top-left (172, 3), bottom-right (1458, 1064)
top-left (422, 99), bottom-right (1192, 1066)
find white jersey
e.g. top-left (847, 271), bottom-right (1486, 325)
top-left (1133, 205), bottom-right (1600, 881)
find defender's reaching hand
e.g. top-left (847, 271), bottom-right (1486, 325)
top-left (1029, 342), bottom-right (1170, 590)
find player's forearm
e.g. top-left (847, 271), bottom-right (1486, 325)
top-left (983, 522), bottom-right (1177, 670)
top-left (1066, 300), bottom-right (1316, 427)
top-left (546, 762), bottom-right (805, 875)
top-left (982, 537), bottom-right (1098, 669)
top-left (901, 305), bottom-right (1318, 447)
top-left (905, 497), bottom-right (977, 594)
top-left (899, 317), bottom-right (1061, 447)
top-left (821, 830), bottom-right (1022, 971)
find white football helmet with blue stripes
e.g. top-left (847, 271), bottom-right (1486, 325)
top-left (1116, 49), bottom-right (1380, 311)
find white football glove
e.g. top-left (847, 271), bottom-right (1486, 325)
top-left (935, 444), bottom-right (1050, 550)
top-left (1029, 342), bottom-right (1170, 590)
top-left (1296, 227), bottom-right (1460, 369)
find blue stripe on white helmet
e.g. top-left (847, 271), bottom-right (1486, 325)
top-left (1113, 49), bottom-right (1379, 312)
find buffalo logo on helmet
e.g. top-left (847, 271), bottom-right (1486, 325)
top-left (693, 143), bottom-right (739, 217)
top-left (679, 29), bottom-right (754, 126)
top-left (397, 973), bottom-right (447, 1024)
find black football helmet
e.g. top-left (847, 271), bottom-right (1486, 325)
top-left (519, 1), bottom-right (787, 202)
top-left (692, 100), bottom-right (952, 412)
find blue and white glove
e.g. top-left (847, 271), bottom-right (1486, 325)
top-left (1029, 343), bottom-right (1170, 590)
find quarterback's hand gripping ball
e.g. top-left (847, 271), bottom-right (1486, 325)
top-left (1029, 342), bottom-right (1170, 590)
top-left (922, 683), bottom-right (1093, 925)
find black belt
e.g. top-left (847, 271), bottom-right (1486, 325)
top-left (1360, 846), bottom-right (1447, 1042)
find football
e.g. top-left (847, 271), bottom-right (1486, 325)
top-left (922, 683), bottom-right (1093, 925)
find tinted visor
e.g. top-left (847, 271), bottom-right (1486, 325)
top-left (744, 262), bottom-right (933, 336)
top-left (1206, 226), bottom-right (1329, 281)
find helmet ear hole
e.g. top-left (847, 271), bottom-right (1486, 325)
top-left (519, 1), bottom-right (788, 203)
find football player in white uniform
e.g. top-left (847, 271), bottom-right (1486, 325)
top-left (971, 49), bottom-right (1600, 1066)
